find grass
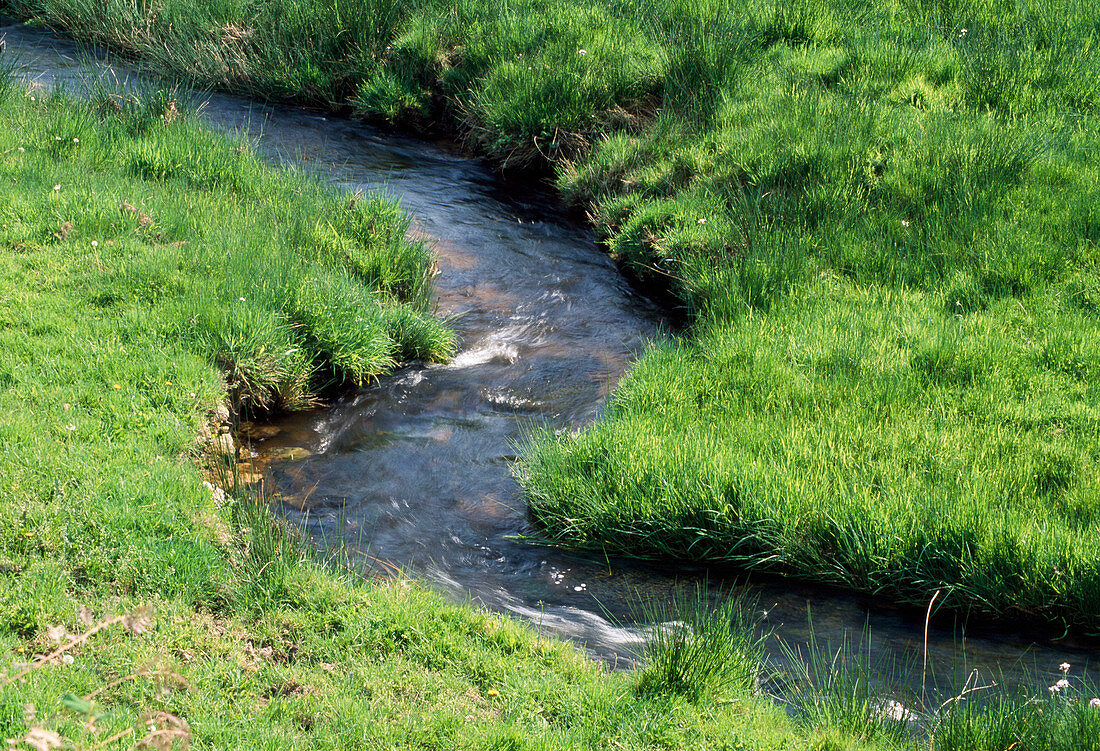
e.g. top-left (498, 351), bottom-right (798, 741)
top-left (632, 587), bottom-right (763, 702)
top-left (1, 38), bottom-right (1094, 751)
top-left (0, 72), bottom-right (796, 750)
top-left (2, 73), bottom-right (452, 416)
top-left (6, 0), bottom-right (1097, 632)
top-left (776, 628), bottom-right (1100, 750)
top-left (0, 63), bottom-right (929, 751)
top-left (521, 277), bottom-right (1100, 630)
top-left (1, 0), bottom-right (1099, 742)
top-left (517, 0), bottom-right (1100, 628)
top-left (931, 688), bottom-right (1100, 751)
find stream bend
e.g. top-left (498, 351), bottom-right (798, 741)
top-left (5, 20), bottom-right (1096, 700)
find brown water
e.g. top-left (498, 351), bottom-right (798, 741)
top-left (6, 19), bottom-right (1096, 707)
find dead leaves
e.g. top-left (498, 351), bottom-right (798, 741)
top-left (136, 713), bottom-right (191, 751)
top-left (4, 605), bottom-right (192, 751)
top-left (119, 201), bottom-right (155, 230)
top-left (16, 726), bottom-right (63, 751)
top-left (2, 608), bottom-right (155, 688)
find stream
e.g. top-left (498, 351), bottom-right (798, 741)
top-left (6, 19), bottom-right (1097, 707)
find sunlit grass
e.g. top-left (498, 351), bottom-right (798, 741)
top-left (9, 0), bottom-right (1099, 633)
top-left (522, 276), bottom-right (1100, 630)
top-left (632, 588), bottom-right (764, 702)
top-left (0, 73), bottom-right (819, 750)
top-left (4, 0), bottom-right (1100, 743)
top-left (1, 80), bottom-right (453, 414)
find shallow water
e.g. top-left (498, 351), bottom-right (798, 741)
top-left (6, 19), bottom-right (1097, 705)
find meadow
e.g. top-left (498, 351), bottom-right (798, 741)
top-left (1, 0), bottom-right (1099, 746)
top-left (22, 0), bottom-right (1096, 634)
top-left (7, 68), bottom-right (1097, 751)
top-left (0, 75), bottom-right (785, 749)
top-left (5, 0), bottom-right (1100, 631)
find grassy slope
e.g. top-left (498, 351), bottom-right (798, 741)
top-left (3, 0), bottom-right (1099, 645)
top-left (0, 72), bottom-right (887, 751)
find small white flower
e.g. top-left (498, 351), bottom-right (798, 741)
top-left (17, 147), bottom-right (24, 153)
top-left (29, 95), bottom-right (36, 101)
top-left (238, 296), bottom-right (246, 302)
top-left (61, 654), bottom-right (74, 665)
top-left (1060, 662), bottom-right (1071, 672)
top-left (901, 219), bottom-right (910, 227)
top-left (54, 136), bottom-right (61, 141)
top-left (1056, 678), bottom-right (1071, 689)
top-left (91, 240), bottom-right (98, 248)
top-left (72, 138), bottom-right (79, 143)
top-left (66, 424), bottom-right (76, 432)
top-left (1090, 698), bottom-right (1100, 708)
top-left (959, 28), bottom-right (967, 36)
top-left (697, 218), bottom-right (707, 224)
top-left (578, 49), bottom-right (587, 55)
top-left (53, 184), bottom-right (60, 191)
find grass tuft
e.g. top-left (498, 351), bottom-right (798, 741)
top-left (633, 587), bottom-right (764, 702)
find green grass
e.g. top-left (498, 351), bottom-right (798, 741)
top-left (931, 689), bottom-right (1100, 751)
top-left (2, 76), bottom-right (452, 416)
top-left (519, 0), bottom-right (1100, 630)
top-left (0, 65), bottom-right (868, 751)
top-left (521, 276), bottom-right (1100, 630)
top-left (3, 0), bottom-right (1100, 724)
top-left (7, 0), bottom-right (1097, 631)
top-left (776, 630), bottom-right (1100, 750)
top-left (632, 588), bottom-right (763, 702)
top-left (0, 57), bottom-right (1096, 749)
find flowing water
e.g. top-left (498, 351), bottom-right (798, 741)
top-left (6, 19), bottom-right (1097, 706)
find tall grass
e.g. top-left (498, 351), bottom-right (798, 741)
top-left (777, 627), bottom-right (918, 746)
top-left (2, 77), bottom-right (452, 416)
top-left (6, 0), bottom-right (1100, 634)
top-left (521, 278), bottom-right (1100, 630)
top-left (0, 67), bottom-right (841, 751)
top-left (776, 628), bottom-right (1100, 749)
top-left (932, 689), bottom-right (1100, 750)
top-left (2, 14), bottom-right (1100, 745)
top-left (632, 588), bottom-right (763, 701)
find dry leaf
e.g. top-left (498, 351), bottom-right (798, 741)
top-left (137, 712), bottom-right (190, 750)
top-left (22, 727), bottom-right (63, 751)
top-left (122, 611), bottom-right (153, 635)
top-left (245, 642), bottom-right (273, 661)
top-left (44, 625), bottom-right (66, 646)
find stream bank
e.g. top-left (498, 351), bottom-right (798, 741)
top-left (5, 17), bottom-right (1097, 712)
